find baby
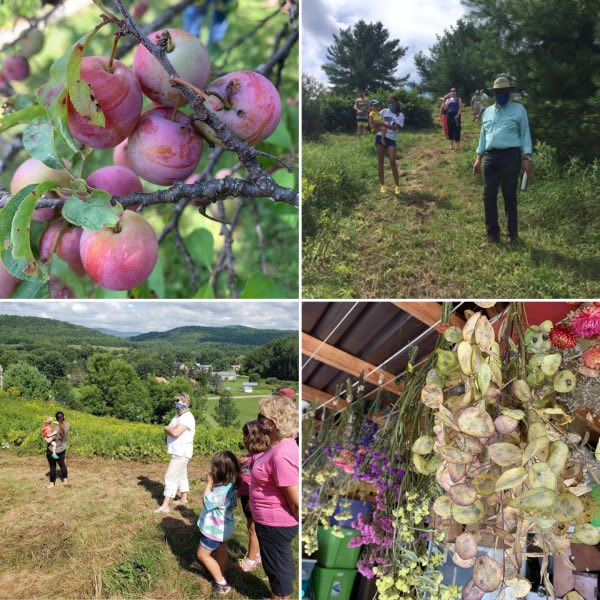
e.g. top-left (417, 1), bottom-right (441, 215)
top-left (368, 99), bottom-right (387, 146)
top-left (41, 417), bottom-right (59, 459)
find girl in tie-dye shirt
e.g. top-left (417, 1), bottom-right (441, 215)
top-left (196, 451), bottom-right (240, 595)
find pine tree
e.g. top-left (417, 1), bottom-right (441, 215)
top-left (213, 389), bottom-right (240, 428)
top-left (322, 20), bottom-right (408, 93)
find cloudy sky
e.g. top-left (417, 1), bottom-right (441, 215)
top-left (0, 301), bottom-right (299, 333)
top-left (303, 0), bottom-right (466, 84)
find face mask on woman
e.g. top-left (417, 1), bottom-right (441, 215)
top-left (388, 103), bottom-right (397, 112)
top-left (495, 91), bottom-right (510, 106)
top-left (174, 401), bottom-right (187, 411)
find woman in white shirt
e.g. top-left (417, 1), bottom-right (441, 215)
top-left (154, 393), bottom-right (196, 513)
top-left (375, 95), bottom-right (405, 196)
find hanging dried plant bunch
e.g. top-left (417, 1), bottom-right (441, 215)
top-left (417, 308), bottom-right (599, 600)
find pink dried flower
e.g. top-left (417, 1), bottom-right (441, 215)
top-left (570, 306), bottom-right (600, 338)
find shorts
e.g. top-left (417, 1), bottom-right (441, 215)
top-left (199, 534), bottom-right (222, 551)
top-left (240, 495), bottom-right (253, 520)
top-left (375, 134), bottom-right (396, 147)
top-left (356, 116), bottom-right (368, 123)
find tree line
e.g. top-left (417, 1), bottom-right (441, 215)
top-left (304, 1), bottom-right (600, 160)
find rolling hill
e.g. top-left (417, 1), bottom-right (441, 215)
top-left (130, 325), bottom-right (296, 346)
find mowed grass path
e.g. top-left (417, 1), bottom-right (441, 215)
top-left (0, 453), bottom-right (297, 599)
top-left (303, 117), bottom-right (600, 298)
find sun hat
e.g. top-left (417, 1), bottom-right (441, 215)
top-left (492, 76), bottom-right (515, 90)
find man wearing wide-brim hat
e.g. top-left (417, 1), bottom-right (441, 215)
top-left (473, 76), bottom-right (532, 244)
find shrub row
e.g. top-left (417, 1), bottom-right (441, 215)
top-left (0, 398), bottom-right (244, 460)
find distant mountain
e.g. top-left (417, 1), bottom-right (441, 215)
top-left (0, 315), bottom-right (131, 347)
top-left (130, 325), bottom-right (296, 347)
top-left (94, 328), bottom-right (143, 338)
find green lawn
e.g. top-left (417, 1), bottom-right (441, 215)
top-left (303, 117), bottom-right (600, 298)
top-left (206, 396), bottom-right (262, 427)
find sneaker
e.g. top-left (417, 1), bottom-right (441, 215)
top-left (380, 185), bottom-right (387, 194)
top-left (238, 557), bottom-right (258, 572)
top-left (394, 186), bottom-right (400, 195)
top-left (213, 581), bottom-right (231, 595)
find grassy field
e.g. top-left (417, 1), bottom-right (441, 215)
top-left (0, 453), bottom-right (298, 599)
top-left (205, 396), bottom-right (262, 428)
top-left (303, 115), bottom-right (600, 298)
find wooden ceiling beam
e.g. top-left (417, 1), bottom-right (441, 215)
top-left (302, 384), bottom-right (349, 411)
top-left (302, 332), bottom-right (404, 395)
top-left (393, 302), bottom-right (465, 328)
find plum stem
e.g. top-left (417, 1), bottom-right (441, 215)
top-left (107, 33), bottom-right (120, 73)
top-left (171, 95), bottom-right (182, 121)
top-left (169, 75), bottom-right (231, 111)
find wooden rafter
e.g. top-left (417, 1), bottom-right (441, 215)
top-left (393, 301), bottom-right (465, 328)
top-left (302, 384), bottom-right (349, 411)
top-left (302, 332), bottom-right (404, 395)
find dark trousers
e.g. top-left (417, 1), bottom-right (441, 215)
top-left (46, 450), bottom-right (67, 483)
top-left (482, 147), bottom-right (521, 238)
top-left (255, 522), bottom-right (298, 597)
top-left (447, 113), bottom-right (461, 141)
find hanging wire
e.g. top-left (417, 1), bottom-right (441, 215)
top-left (302, 302), bottom-right (360, 369)
top-left (306, 302), bottom-right (467, 415)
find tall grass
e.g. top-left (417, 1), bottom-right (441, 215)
top-left (302, 120), bottom-right (600, 298)
top-left (0, 398), bottom-right (243, 460)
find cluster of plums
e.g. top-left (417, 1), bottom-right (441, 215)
top-left (3, 27), bottom-right (283, 298)
top-left (0, 28), bottom-right (45, 92)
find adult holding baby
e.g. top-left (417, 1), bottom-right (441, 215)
top-left (46, 411), bottom-right (70, 489)
top-left (155, 393), bottom-right (196, 513)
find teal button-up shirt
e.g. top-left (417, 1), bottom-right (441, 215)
top-left (476, 100), bottom-right (533, 156)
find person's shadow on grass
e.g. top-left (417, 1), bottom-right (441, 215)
top-left (159, 516), bottom-right (270, 598)
top-left (137, 475), bottom-right (164, 505)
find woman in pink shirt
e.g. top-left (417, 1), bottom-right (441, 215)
top-left (250, 395), bottom-right (299, 600)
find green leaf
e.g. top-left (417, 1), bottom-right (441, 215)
top-left (0, 104), bottom-right (46, 133)
top-left (272, 168), bottom-right (295, 189)
top-left (11, 181), bottom-right (59, 281)
top-left (10, 278), bottom-right (49, 298)
top-left (240, 272), bottom-right (287, 298)
top-left (95, 288), bottom-right (128, 299)
top-left (264, 119), bottom-right (292, 148)
top-left (66, 33), bottom-right (105, 127)
top-left (23, 117), bottom-right (63, 169)
top-left (49, 254), bottom-right (89, 298)
top-left (194, 282), bottom-right (215, 298)
top-left (38, 26), bottom-right (104, 153)
top-left (0, 182), bottom-right (57, 281)
top-left (62, 186), bottom-right (122, 230)
top-left (185, 228), bottom-right (214, 268)
top-left (145, 253), bottom-right (165, 298)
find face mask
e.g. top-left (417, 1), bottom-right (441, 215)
top-left (388, 103), bottom-right (396, 111)
top-left (174, 402), bottom-right (187, 410)
top-left (495, 91), bottom-right (510, 106)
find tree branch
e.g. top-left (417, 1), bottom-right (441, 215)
top-left (113, 0), bottom-right (197, 60)
top-left (0, 175), bottom-right (297, 210)
top-left (112, 0), bottom-right (297, 201)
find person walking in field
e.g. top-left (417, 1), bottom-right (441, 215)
top-left (444, 88), bottom-right (462, 150)
top-left (155, 393), bottom-right (196, 513)
top-left (46, 411), bottom-right (70, 488)
top-left (470, 90), bottom-right (482, 121)
top-left (473, 76), bottom-right (533, 244)
top-left (373, 95), bottom-right (405, 196)
top-left (354, 90), bottom-right (370, 136)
